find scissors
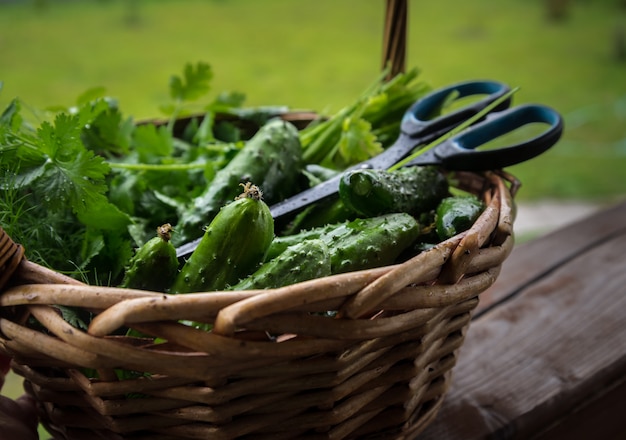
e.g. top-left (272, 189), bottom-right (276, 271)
top-left (176, 80), bottom-right (563, 258)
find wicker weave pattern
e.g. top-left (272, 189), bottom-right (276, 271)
top-left (0, 171), bottom-right (516, 439)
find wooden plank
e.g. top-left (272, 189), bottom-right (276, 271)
top-left (416, 200), bottom-right (626, 439)
top-left (477, 199), bottom-right (626, 313)
top-left (532, 376), bottom-right (626, 440)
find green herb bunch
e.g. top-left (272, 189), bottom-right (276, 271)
top-left (1, 62), bottom-right (431, 286)
top-left (300, 66), bottom-right (431, 169)
top-left (0, 62), bottom-right (245, 285)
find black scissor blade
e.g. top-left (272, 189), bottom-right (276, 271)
top-left (268, 138), bottom-right (420, 220)
top-left (176, 236), bottom-right (202, 259)
top-left (269, 174), bottom-right (342, 220)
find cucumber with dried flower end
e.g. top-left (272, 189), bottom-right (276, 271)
top-left (231, 239), bottom-right (331, 290)
top-left (171, 183), bottom-right (274, 293)
top-left (119, 224), bottom-right (178, 293)
top-left (176, 119), bottom-right (302, 244)
top-left (338, 166), bottom-right (449, 217)
top-left (435, 195), bottom-right (484, 240)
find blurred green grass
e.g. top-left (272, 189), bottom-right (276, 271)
top-left (0, 0), bottom-right (625, 204)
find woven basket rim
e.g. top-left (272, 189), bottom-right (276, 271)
top-left (0, 170), bottom-right (517, 357)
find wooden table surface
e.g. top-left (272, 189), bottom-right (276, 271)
top-left (416, 199), bottom-right (626, 440)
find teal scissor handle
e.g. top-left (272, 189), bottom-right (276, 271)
top-left (363, 79), bottom-right (514, 171)
top-left (405, 103), bottom-right (564, 170)
top-left (177, 79), bottom-right (563, 257)
top-left (400, 80), bottom-right (512, 139)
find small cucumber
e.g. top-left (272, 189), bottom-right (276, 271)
top-left (119, 224), bottom-right (178, 293)
top-left (171, 183), bottom-right (274, 293)
top-left (231, 239), bottom-right (331, 290)
top-left (338, 166), bottom-right (449, 217)
top-left (435, 195), bottom-right (484, 240)
top-left (267, 213), bottom-right (420, 274)
top-left (323, 213), bottom-right (421, 273)
top-left (176, 119), bottom-right (303, 244)
top-left (265, 221), bottom-right (344, 262)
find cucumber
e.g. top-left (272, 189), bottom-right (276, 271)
top-left (119, 224), bottom-right (179, 293)
top-left (267, 213), bottom-right (420, 274)
top-left (231, 239), bottom-right (331, 290)
top-left (176, 119), bottom-right (302, 244)
top-left (265, 221), bottom-right (344, 262)
top-left (338, 166), bottom-right (449, 217)
top-left (325, 213), bottom-right (421, 273)
top-left (171, 183), bottom-right (274, 293)
top-left (435, 195), bottom-right (485, 240)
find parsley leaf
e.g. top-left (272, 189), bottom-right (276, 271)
top-left (1, 97), bottom-right (132, 284)
top-left (82, 104), bottom-right (134, 156)
top-left (334, 117), bottom-right (383, 167)
top-left (169, 61), bottom-right (213, 102)
top-left (33, 113), bottom-right (115, 218)
top-left (132, 124), bottom-right (174, 160)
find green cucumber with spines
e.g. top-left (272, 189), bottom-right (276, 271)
top-left (267, 213), bottom-right (420, 274)
top-left (324, 213), bottom-right (420, 273)
top-left (338, 166), bottom-right (449, 217)
top-left (171, 183), bottom-right (274, 293)
top-left (265, 221), bottom-right (343, 262)
top-left (119, 224), bottom-right (178, 293)
top-left (176, 119), bottom-right (302, 245)
top-left (231, 239), bottom-right (331, 290)
top-left (435, 195), bottom-right (484, 240)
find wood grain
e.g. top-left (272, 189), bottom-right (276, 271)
top-left (417, 199), bottom-right (626, 439)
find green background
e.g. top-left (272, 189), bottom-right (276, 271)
top-left (1, 0), bottom-right (625, 202)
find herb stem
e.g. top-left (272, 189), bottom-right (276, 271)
top-left (108, 162), bottom-right (207, 171)
top-left (166, 98), bottom-right (183, 134)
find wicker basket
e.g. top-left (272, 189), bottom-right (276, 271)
top-left (0, 168), bottom-right (518, 440)
top-left (0, 2), bottom-right (521, 438)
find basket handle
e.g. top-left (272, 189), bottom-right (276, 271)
top-left (382, 0), bottom-right (408, 79)
top-left (0, 227), bottom-right (25, 291)
top-left (0, 228), bottom-right (84, 289)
